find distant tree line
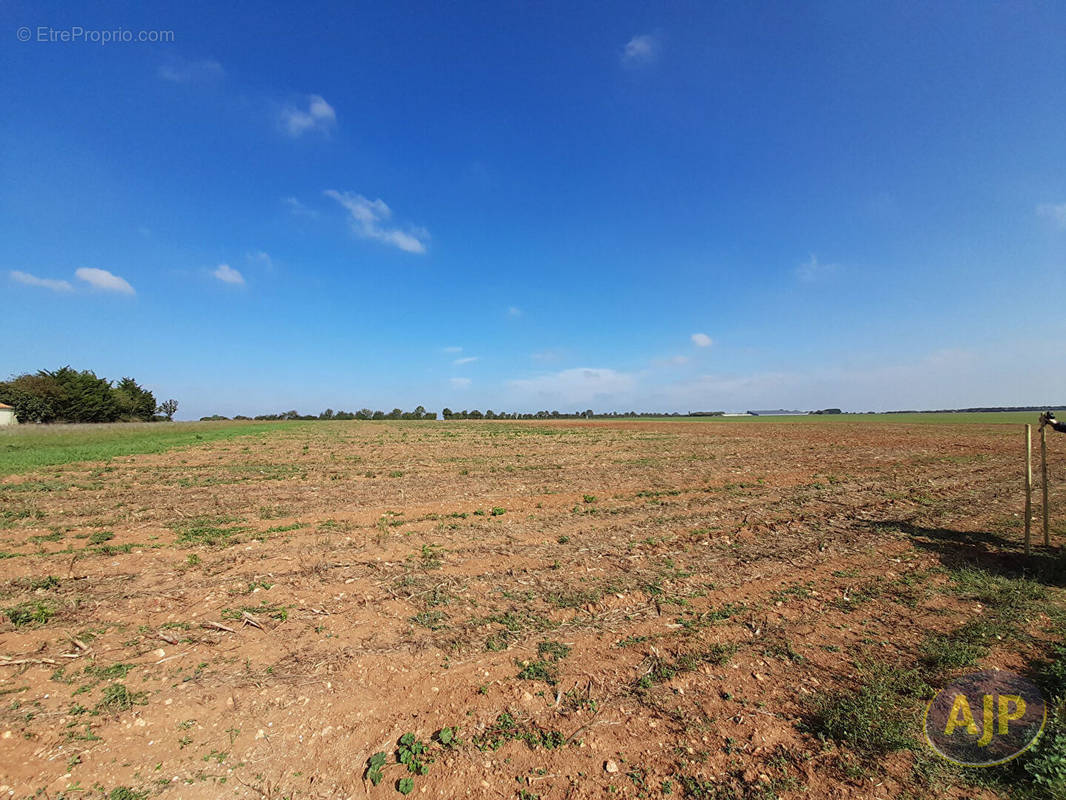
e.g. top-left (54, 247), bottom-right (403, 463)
top-left (883, 406), bottom-right (1065, 414)
top-left (0, 367), bottom-right (178, 423)
top-left (441, 409), bottom-right (701, 419)
top-left (196, 408), bottom-right (725, 422)
top-left (200, 406), bottom-right (438, 421)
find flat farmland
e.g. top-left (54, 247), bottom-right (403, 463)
top-left (1, 419), bottom-right (1064, 800)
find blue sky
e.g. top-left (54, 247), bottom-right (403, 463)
top-left (3, 1), bottom-right (1065, 418)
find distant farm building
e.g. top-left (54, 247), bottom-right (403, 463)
top-left (0, 403), bottom-right (16, 426)
top-left (747, 409), bottom-right (807, 417)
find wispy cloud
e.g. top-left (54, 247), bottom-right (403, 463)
top-left (443, 346), bottom-right (463, 354)
top-left (507, 306), bottom-right (523, 318)
top-left (75, 267), bottom-right (135, 295)
top-left (284, 196), bottom-right (319, 218)
top-left (449, 377), bottom-right (471, 389)
top-left (622, 34), bottom-right (659, 65)
top-left (247, 251), bottom-right (274, 270)
top-left (158, 57), bottom-right (224, 83)
top-left (324, 190), bottom-right (428, 254)
top-left (1037, 202), bottom-right (1066, 230)
top-left (213, 264), bottom-right (245, 285)
top-left (281, 95), bottom-right (336, 137)
top-left (531, 350), bottom-right (561, 362)
top-left (655, 354), bottom-right (690, 366)
top-left (497, 340), bottom-right (1066, 413)
top-left (796, 254), bottom-right (840, 282)
top-left (509, 368), bottom-right (637, 406)
top-left (9, 270), bottom-right (73, 292)
top-left (453, 356), bottom-right (479, 366)
top-left (691, 333), bottom-right (712, 348)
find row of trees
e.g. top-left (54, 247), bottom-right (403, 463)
top-left (0, 367), bottom-right (177, 423)
top-left (441, 409), bottom-right (698, 419)
top-left (200, 407), bottom-right (438, 421)
top-left (199, 409), bottom-right (742, 421)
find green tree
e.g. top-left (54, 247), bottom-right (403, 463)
top-left (0, 373), bottom-right (62, 422)
top-left (41, 367), bottom-right (120, 422)
top-left (113, 377), bottom-right (157, 421)
top-left (158, 399), bottom-right (179, 421)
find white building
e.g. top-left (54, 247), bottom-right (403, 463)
top-left (0, 403), bottom-right (16, 426)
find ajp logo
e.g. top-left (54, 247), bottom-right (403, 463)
top-left (925, 670), bottom-right (1046, 766)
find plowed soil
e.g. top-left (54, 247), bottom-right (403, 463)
top-left (1, 420), bottom-right (1062, 799)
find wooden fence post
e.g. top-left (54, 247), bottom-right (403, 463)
top-left (1025, 424), bottom-right (1032, 557)
top-left (1042, 424), bottom-right (1050, 547)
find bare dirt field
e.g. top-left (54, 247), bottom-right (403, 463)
top-left (1, 420), bottom-right (1064, 800)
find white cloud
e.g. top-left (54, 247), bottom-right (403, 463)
top-left (75, 267), bottom-right (135, 294)
top-left (691, 333), bottom-right (712, 348)
top-left (509, 368), bottom-right (638, 406)
top-left (622, 34), bottom-right (658, 65)
top-left (449, 377), bottom-right (471, 389)
top-left (158, 57), bottom-right (224, 83)
top-left (443, 346), bottom-right (463, 354)
top-left (284, 196), bottom-right (319, 218)
top-left (1037, 202), bottom-right (1066, 230)
top-left (796, 254), bottom-right (840, 282)
top-left (507, 306), bottom-right (522, 318)
top-left (10, 270), bottom-right (73, 292)
top-left (497, 339), bottom-right (1066, 413)
top-left (281, 95), bottom-right (337, 137)
top-left (453, 356), bottom-right (479, 366)
top-left (212, 264), bottom-right (245, 285)
top-left (324, 190), bottom-right (428, 254)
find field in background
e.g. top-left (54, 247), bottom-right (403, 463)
top-left (0, 421), bottom-right (287, 475)
top-left (1, 418), bottom-right (1064, 799)
top-left (0, 411), bottom-right (1049, 475)
top-left (630, 411), bottom-right (1048, 424)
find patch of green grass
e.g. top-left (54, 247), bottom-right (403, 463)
top-left (472, 712), bottom-right (565, 751)
top-left (16, 574), bottom-right (60, 591)
top-left (262, 522), bottom-right (305, 534)
top-left (537, 640), bottom-right (571, 661)
top-left (411, 610), bottom-right (448, 630)
top-left (87, 530), bottom-right (114, 545)
top-left (96, 683), bottom-right (147, 713)
top-left (516, 659), bottom-right (557, 685)
top-left (806, 662), bottom-right (931, 756)
top-left (546, 587), bottom-right (601, 609)
top-left (85, 662), bottom-right (134, 681)
top-left (676, 643), bottom-right (737, 670)
top-left (948, 567), bottom-right (1047, 611)
top-left (221, 601), bottom-right (288, 622)
top-left (0, 421), bottom-right (291, 476)
top-left (419, 544), bottom-right (443, 570)
top-left (28, 530), bottom-right (64, 544)
top-left (5, 599), bottom-right (57, 627)
top-left (174, 516), bottom-right (246, 547)
top-left (89, 542), bottom-right (135, 557)
top-left (635, 654), bottom-right (677, 690)
top-left (919, 632), bottom-right (987, 673)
